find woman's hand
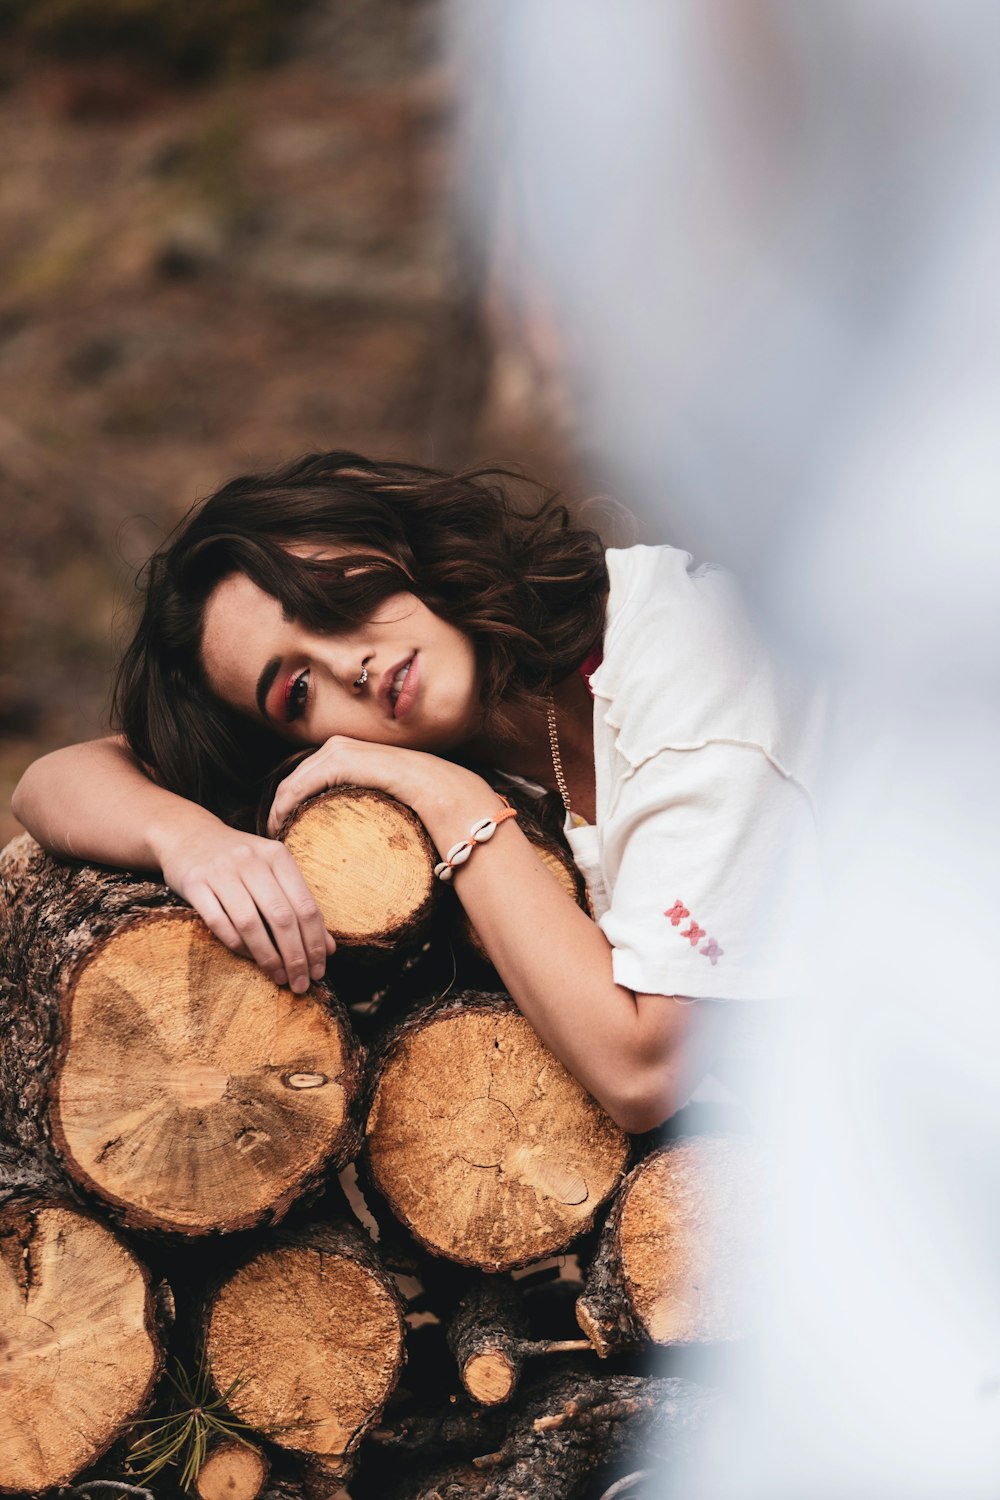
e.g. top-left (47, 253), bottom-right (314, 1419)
top-left (265, 736), bottom-right (492, 838)
top-left (152, 815), bottom-right (335, 994)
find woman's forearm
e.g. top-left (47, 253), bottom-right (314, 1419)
top-left (415, 782), bottom-right (722, 1132)
top-left (13, 737), bottom-right (337, 996)
top-left (11, 735), bottom-right (223, 870)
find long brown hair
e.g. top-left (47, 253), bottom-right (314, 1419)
top-left (113, 451), bottom-right (608, 825)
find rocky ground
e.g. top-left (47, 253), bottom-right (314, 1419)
top-left (0, 0), bottom-right (597, 846)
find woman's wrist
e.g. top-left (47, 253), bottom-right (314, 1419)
top-left (145, 798), bottom-right (228, 872)
top-left (406, 761), bottom-right (504, 854)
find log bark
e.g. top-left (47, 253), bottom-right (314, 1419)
top-left (0, 834), bottom-right (175, 1189)
top-left (279, 789), bottom-right (438, 958)
top-left (576, 1134), bottom-right (765, 1356)
top-left (0, 1197), bottom-right (164, 1495)
top-left (447, 1276), bottom-right (527, 1405)
top-left (0, 1130), bottom-right (63, 1208)
top-left (195, 1439), bottom-right (270, 1500)
top-left (364, 992), bottom-right (628, 1271)
top-left (0, 835), bottom-right (364, 1235)
top-left (381, 1368), bottom-right (719, 1500)
top-left (203, 1218), bottom-right (405, 1479)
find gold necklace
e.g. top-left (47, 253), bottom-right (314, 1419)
top-left (545, 693), bottom-right (573, 815)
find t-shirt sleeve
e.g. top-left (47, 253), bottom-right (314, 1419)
top-left (597, 741), bottom-right (821, 1001)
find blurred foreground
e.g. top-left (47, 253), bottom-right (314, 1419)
top-left (454, 3), bottom-right (1000, 1496)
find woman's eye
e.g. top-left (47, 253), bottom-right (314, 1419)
top-left (284, 670), bottom-right (310, 722)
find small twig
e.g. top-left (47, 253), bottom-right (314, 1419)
top-left (531, 1396), bottom-right (581, 1433)
top-left (520, 1337), bottom-right (593, 1357)
top-left (471, 1449), bottom-right (505, 1471)
top-left (433, 936), bottom-right (458, 1005)
top-left (64, 1484), bottom-right (156, 1500)
top-left (598, 1471), bottom-right (651, 1500)
top-left (533, 1394), bottom-right (650, 1434)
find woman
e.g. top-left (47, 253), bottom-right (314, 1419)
top-left (11, 452), bottom-right (822, 1132)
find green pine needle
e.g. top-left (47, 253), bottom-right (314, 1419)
top-left (122, 1355), bottom-right (262, 1492)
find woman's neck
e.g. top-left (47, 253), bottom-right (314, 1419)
top-left (463, 671), bottom-right (595, 794)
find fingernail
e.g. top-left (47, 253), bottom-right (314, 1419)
top-left (292, 977), bottom-right (309, 994)
top-left (311, 966), bottom-right (326, 982)
top-left (275, 969), bottom-right (287, 986)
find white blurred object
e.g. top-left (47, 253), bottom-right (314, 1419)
top-left (452, 2), bottom-right (1000, 1495)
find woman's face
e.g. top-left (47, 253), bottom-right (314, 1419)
top-left (199, 559), bottom-right (484, 752)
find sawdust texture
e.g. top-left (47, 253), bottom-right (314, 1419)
top-left (194, 1437), bottom-right (268, 1500)
top-left (207, 1239), bottom-right (404, 1464)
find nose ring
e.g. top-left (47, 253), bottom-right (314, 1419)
top-left (353, 665), bottom-right (368, 689)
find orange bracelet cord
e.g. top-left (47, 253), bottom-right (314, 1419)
top-left (432, 796), bottom-right (518, 882)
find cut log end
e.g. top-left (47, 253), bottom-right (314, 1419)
top-left (366, 996), bottom-right (628, 1270)
top-left (207, 1225), bottom-right (405, 1468)
top-left (51, 911), bottom-right (360, 1234)
top-left (195, 1438), bottom-right (269, 1500)
top-left (578, 1133), bottom-right (765, 1354)
top-left (282, 789), bottom-right (436, 951)
top-left (0, 1200), bottom-right (162, 1495)
top-left (574, 1298), bottom-right (612, 1359)
top-left (623, 1134), bottom-right (764, 1344)
top-left (462, 1349), bottom-right (518, 1406)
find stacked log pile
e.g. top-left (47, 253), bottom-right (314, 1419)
top-left (0, 787), bottom-right (757, 1500)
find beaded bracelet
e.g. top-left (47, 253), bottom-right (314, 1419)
top-left (433, 796), bottom-right (519, 881)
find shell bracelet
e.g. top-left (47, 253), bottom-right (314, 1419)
top-left (433, 797), bottom-right (519, 881)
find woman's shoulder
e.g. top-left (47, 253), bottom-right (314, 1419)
top-left (601, 542), bottom-right (738, 620)
top-left (592, 544), bottom-right (826, 789)
top-left (595, 543), bottom-right (757, 688)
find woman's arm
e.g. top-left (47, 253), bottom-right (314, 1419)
top-left (436, 820), bottom-right (724, 1132)
top-left (11, 737), bottom-right (335, 994)
top-left (266, 741), bottom-right (729, 1131)
top-left (412, 777), bottom-right (727, 1133)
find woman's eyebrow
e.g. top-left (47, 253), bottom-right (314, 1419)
top-left (255, 656), bottom-right (282, 721)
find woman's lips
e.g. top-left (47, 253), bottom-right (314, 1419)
top-left (392, 651), bottom-right (419, 719)
top-left (379, 651), bottom-right (419, 720)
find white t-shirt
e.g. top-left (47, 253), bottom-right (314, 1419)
top-left (563, 545), bottom-right (825, 1003)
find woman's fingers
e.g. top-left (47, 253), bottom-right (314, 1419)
top-left (230, 865), bottom-right (320, 994)
top-left (185, 884), bottom-right (266, 971)
top-left (264, 737), bottom-right (427, 837)
top-left (228, 846), bottom-right (332, 993)
top-left (160, 829), bottom-right (334, 990)
top-left (211, 873), bottom-right (291, 986)
top-left (267, 772), bottom-right (323, 839)
top-left (267, 761), bottom-right (322, 838)
top-left (266, 736), bottom-right (359, 836)
top-left (268, 854), bottom-right (334, 982)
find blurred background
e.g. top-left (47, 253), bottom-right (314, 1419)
top-left (0, 0), bottom-right (613, 846)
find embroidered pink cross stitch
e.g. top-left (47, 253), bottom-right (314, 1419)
top-left (665, 899), bottom-right (723, 963)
